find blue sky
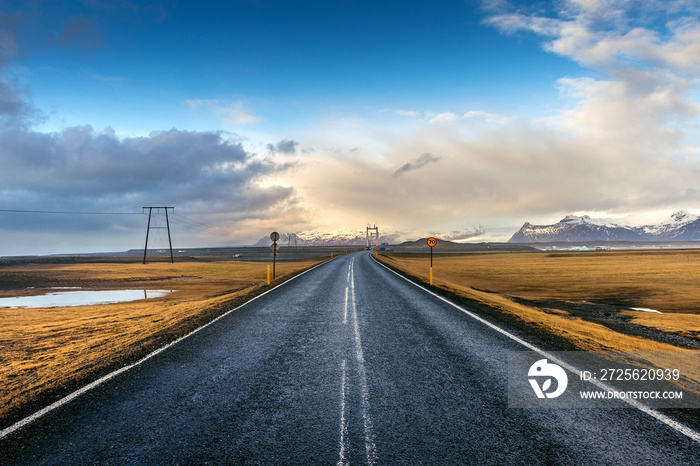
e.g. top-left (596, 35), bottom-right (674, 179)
top-left (1, 0), bottom-right (700, 254)
top-left (25, 0), bottom-right (578, 133)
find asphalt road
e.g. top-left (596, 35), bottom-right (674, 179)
top-left (2, 252), bottom-right (700, 464)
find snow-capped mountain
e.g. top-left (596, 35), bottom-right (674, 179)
top-left (638, 211), bottom-right (700, 240)
top-left (509, 211), bottom-right (700, 243)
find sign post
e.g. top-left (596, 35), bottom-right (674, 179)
top-left (427, 237), bottom-right (437, 285)
top-left (270, 231), bottom-right (280, 280)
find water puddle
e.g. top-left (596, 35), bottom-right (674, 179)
top-left (0, 289), bottom-right (173, 309)
top-left (630, 307), bottom-right (662, 313)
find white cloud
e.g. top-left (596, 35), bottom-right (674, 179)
top-left (462, 110), bottom-right (514, 124)
top-left (488, 1), bottom-right (700, 77)
top-left (429, 112), bottom-right (458, 123)
top-left (478, 1), bottom-right (700, 215)
top-left (185, 98), bottom-right (261, 125)
top-left (383, 108), bottom-right (513, 126)
top-left (394, 109), bottom-right (420, 117)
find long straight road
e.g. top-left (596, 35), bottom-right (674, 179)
top-left (2, 252), bottom-right (700, 464)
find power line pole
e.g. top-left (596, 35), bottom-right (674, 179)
top-left (142, 207), bottom-right (174, 264)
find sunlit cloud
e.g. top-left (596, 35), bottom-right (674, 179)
top-left (270, 0), bottom-right (700, 240)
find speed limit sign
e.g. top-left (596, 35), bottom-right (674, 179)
top-left (427, 237), bottom-right (437, 248)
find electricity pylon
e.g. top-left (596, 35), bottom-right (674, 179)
top-left (142, 206), bottom-right (174, 263)
top-left (366, 224), bottom-right (379, 248)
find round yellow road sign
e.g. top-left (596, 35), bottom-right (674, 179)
top-left (427, 237), bottom-right (437, 248)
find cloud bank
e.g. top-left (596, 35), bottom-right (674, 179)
top-left (275, 0), bottom-right (700, 239)
top-left (0, 125), bottom-right (302, 245)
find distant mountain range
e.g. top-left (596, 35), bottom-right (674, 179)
top-left (253, 225), bottom-right (485, 247)
top-left (509, 211), bottom-right (700, 243)
top-left (253, 229), bottom-right (401, 247)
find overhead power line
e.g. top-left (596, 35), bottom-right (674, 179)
top-left (0, 208), bottom-right (233, 238)
top-left (169, 213), bottom-right (232, 237)
top-left (0, 209), bottom-right (143, 215)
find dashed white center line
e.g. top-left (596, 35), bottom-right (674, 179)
top-left (350, 259), bottom-right (355, 291)
top-left (338, 256), bottom-right (377, 464)
top-left (349, 258), bottom-right (377, 465)
top-left (343, 287), bottom-right (349, 325)
top-left (337, 359), bottom-right (348, 466)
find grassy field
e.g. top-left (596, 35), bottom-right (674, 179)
top-left (0, 258), bottom-right (325, 426)
top-left (377, 250), bottom-right (700, 351)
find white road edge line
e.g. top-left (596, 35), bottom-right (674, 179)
top-left (372, 254), bottom-right (700, 444)
top-left (0, 257), bottom-right (339, 441)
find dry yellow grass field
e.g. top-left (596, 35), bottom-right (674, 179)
top-left (0, 259), bottom-right (324, 425)
top-left (377, 250), bottom-right (700, 351)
